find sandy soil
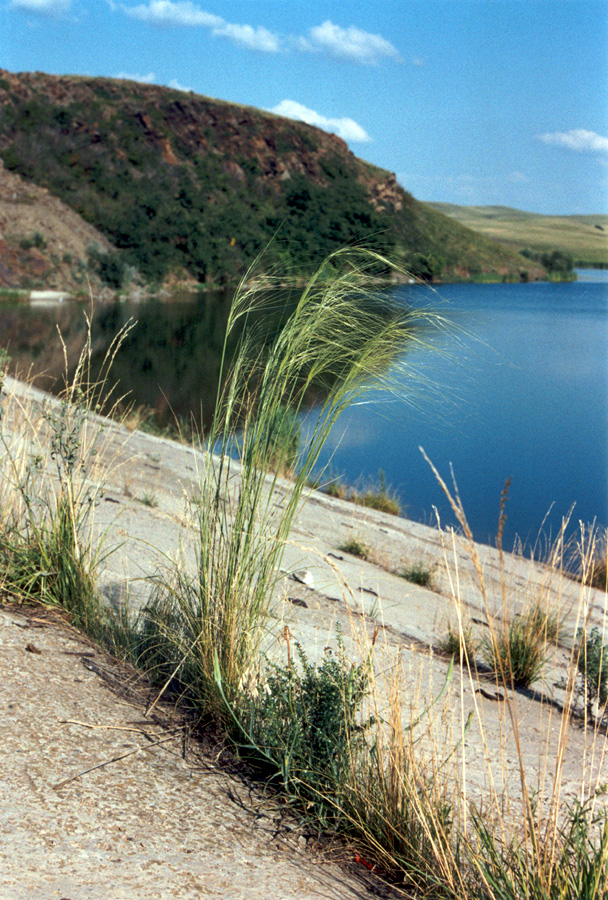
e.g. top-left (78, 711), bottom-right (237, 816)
top-left (0, 603), bottom-right (392, 900)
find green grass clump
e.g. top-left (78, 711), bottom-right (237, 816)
top-left (471, 801), bottom-right (608, 900)
top-left (325, 478), bottom-right (348, 499)
top-left (0, 317), bottom-right (132, 636)
top-left (439, 621), bottom-right (477, 665)
top-left (482, 612), bottom-right (548, 690)
top-left (145, 248), bottom-right (436, 721)
top-left (525, 601), bottom-right (561, 645)
top-left (353, 488), bottom-right (401, 516)
top-left (399, 561), bottom-right (434, 587)
top-left (0, 492), bottom-right (100, 630)
top-left (351, 471), bottom-right (401, 516)
top-left (589, 554), bottom-right (607, 591)
top-left (339, 535), bottom-right (371, 560)
top-left (323, 470), bottom-right (401, 515)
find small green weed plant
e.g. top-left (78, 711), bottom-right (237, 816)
top-left (578, 626), bottom-right (608, 708)
top-left (237, 633), bottom-right (371, 822)
top-left (137, 491), bottom-right (158, 508)
top-left (339, 534), bottom-right (371, 560)
top-left (399, 560), bottom-right (434, 587)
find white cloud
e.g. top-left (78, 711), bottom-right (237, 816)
top-left (168, 78), bottom-right (192, 92)
top-left (113, 71), bottom-right (195, 92)
top-left (121, 1), bottom-right (280, 52)
top-left (114, 70), bottom-right (156, 83)
top-left (10, 0), bottom-right (70, 14)
top-left (538, 129), bottom-right (608, 153)
top-left (118, 6), bottom-right (401, 64)
top-left (212, 22), bottom-right (280, 53)
top-left (270, 100), bottom-right (371, 144)
top-left (122, 1), bottom-right (221, 27)
top-left (304, 20), bottom-right (401, 64)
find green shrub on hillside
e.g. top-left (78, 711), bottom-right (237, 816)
top-left (0, 95), bottom-right (391, 283)
top-left (0, 75), bottom-right (535, 285)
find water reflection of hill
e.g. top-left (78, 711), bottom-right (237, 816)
top-left (1, 286), bottom-right (320, 432)
top-left (93, 291), bottom-right (234, 430)
top-left (0, 291), bottom-right (235, 430)
top-left (0, 301), bottom-right (92, 389)
top-left (1, 284), bottom-right (416, 436)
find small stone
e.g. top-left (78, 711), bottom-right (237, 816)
top-left (291, 570), bottom-right (314, 588)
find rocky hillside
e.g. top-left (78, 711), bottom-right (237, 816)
top-left (0, 69), bottom-right (544, 288)
top-left (0, 157), bottom-right (113, 292)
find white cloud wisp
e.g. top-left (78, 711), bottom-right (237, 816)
top-left (304, 20), bottom-right (401, 65)
top-left (119, 4), bottom-right (400, 63)
top-left (114, 70), bottom-right (156, 83)
top-left (121, 1), bottom-right (281, 52)
top-left (10, 0), bottom-right (70, 15)
top-left (122, 1), bottom-right (221, 28)
top-left (539, 129), bottom-right (608, 153)
top-left (270, 100), bottom-right (372, 144)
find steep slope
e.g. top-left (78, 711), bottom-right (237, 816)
top-left (0, 157), bottom-right (113, 291)
top-left (0, 70), bottom-right (543, 286)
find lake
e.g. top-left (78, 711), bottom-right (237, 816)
top-left (304, 270), bottom-right (608, 549)
top-left (1, 271), bottom-right (606, 550)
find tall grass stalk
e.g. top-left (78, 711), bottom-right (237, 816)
top-left (144, 249), bottom-right (443, 720)
top-left (336, 650), bottom-right (470, 896)
top-left (0, 316), bottom-right (133, 633)
top-left (423, 449), bottom-right (608, 897)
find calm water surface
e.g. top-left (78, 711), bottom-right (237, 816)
top-left (2, 272), bottom-right (606, 549)
top-left (305, 271), bottom-right (608, 548)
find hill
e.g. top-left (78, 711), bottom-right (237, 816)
top-left (426, 203), bottom-right (608, 267)
top-left (0, 69), bottom-right (544, 289)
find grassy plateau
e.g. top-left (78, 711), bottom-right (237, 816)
top-left (426, 203), bottom-right (608, 268)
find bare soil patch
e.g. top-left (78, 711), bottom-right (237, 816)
top-left (0, 601), bottom-right (392, 900)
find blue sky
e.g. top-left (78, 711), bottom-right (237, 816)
top-left (1, 0), bottom-right (607, 214)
